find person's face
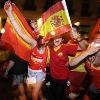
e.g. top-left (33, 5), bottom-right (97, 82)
top-left (54, 37), bottom-right (63, 47)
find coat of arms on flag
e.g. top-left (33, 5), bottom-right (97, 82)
top-left (39, 0), bottom-right (72, 42)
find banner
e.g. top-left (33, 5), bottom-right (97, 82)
top-left (1, 18), bottom-right (32, 61)
top-left (1, 3), bottom-right (37, 61)
top-left (39, 0), bottom-right (72, 42)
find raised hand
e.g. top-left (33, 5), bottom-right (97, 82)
top-left (4, 1), bottom-right (12, 13)
top-left (70, 28), bottom-right (81, 41)
top-left (30, 20), bottom-right (38, 32)
top-left (86, 42), bottom-right (100, 56)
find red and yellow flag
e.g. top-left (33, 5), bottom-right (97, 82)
top-left (39, 0), bottom-right (72, 42)
top-left (1, 3), bottom-right (36, 61)
top-left (12, 3), bottom-right (37, 39)
top-left (1, 18), bottom-right (31, 61)
top-left (89, 18), bottom-right (100, 42)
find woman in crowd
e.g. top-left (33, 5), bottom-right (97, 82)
top-left (4, 1), bottom-right (48, 100)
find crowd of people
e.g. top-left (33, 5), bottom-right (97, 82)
top-left (0, 1), bottom-right (100, 100)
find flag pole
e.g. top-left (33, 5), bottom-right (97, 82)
top-left (61, 0), bottom-right (72, 28)
top-left (62, 0), bottom-right (80, 40)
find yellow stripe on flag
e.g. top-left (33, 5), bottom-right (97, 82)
top-left (40, 10), bottom-right (69, 37)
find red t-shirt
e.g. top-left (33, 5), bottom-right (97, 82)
top-left (50, 44), bottom-right (78, 80)
top-left (29, 45), bottom-right (48, 70)
top-left (85, 62), bottom-right (100, 89)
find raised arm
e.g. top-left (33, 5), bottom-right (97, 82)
top-left (4, 1), bottom-right (37, 48)
top-left (69, 43), bottom-right (100, 66)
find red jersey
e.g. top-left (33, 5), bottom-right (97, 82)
top-left (85, 62), bottom-right (100, 89)
top-left (29, 46), bottom-right (48, 70)
top-left (50, 44), bottom-right (78, 80)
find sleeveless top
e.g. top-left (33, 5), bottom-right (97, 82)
top-left (29, 45), bottom-right (48, 70)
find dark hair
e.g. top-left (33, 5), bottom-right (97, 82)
top-left (48, 33), bottom-right (70, 48)
top-left (36, 36), bottom-right (44, 48)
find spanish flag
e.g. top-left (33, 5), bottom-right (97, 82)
top-left (1, 3), bottom-right (36, 62)
top-left (39, 0), bottom-right (72, 42)
top-left (89, 18), bottom-right (100, 42)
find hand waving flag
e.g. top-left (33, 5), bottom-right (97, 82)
top-left (1, 3), bottom-right (36, 61)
